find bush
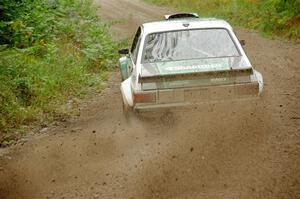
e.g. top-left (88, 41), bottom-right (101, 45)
top-left (0, 0), bottom-right (119, 146)
top-left (259, 0), bottom-right (300, 39)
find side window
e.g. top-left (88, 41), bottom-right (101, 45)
top-left (131, 27), bottom-right (142, 64)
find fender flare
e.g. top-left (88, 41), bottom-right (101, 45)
top-left (120, 77), bottom-right (134, 107)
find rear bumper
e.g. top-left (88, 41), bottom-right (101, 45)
top-left (134, 97), bottom-right (260, 112)
top-left (134, 82), bottom-right (261, 111)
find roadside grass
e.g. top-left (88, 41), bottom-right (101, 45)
top-left (145, 0), bottom-right (300, 42)
top-left (0, 0), bottom-right (121, 146)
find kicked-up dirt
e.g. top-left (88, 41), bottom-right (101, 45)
top-left (0, 0), bottom-right (299, 198)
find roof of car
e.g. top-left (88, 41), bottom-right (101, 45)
top-left (142, 18), bottom-right (233, 35)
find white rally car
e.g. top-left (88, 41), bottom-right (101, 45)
top-left (118, 13), bottom-right (263, 113)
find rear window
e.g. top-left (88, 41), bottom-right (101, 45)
top-left (143, 28), bottom-right (240, 63)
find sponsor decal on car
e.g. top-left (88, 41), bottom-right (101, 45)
top-left (157, 60), bottom-right (230, 75)
top-left (164, 63), bottom-right (226, 72)
top-left (140, 57), bottom-right (245, 77)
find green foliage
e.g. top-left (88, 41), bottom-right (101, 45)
top-left (145, 0), bottom-right (300, 41)
top-left (0, 0), bottom-right (56, 47)
top-left (0, 0), bottom-right (119, 146)
top-left (258, 0), bottom-right (300, 39)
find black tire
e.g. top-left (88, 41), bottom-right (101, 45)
top-left (122, 101), bottom-right (141, 121)
top-left (122, 100), bottom-right (133, 119)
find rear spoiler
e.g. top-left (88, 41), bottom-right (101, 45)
top-left (139, 68), bottom-right (253, 83)
top-left (164, 13), bottom-right (199, 20)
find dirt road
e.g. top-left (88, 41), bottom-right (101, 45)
top-left (0, 0), bottom-right (299, 198)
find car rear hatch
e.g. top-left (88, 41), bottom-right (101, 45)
top-left (135, 57), bottom-right (259, 109)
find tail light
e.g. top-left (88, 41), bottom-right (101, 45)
top-left (133, 91), bottom-right (156, 104)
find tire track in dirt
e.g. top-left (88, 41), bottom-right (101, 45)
top-left (0, 0), bottom-right (299, 198)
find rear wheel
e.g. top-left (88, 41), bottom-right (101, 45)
top-left (122, 100), bottom-right (131, 117)
top-left (122, 101), bottom-right (142, 121)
